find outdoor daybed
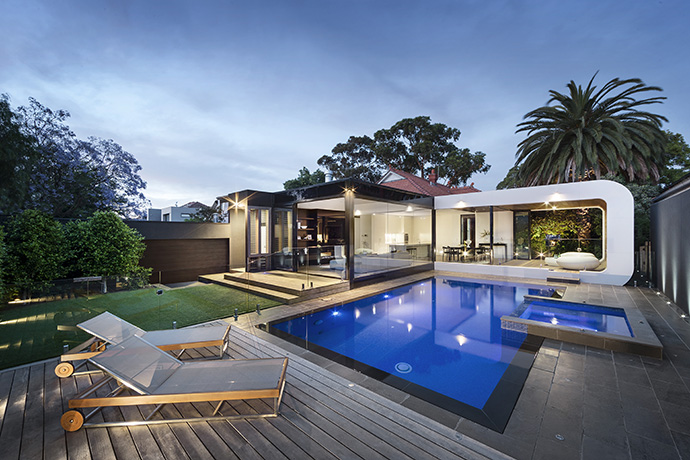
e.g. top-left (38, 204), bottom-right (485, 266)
top-left (55, 311), bottom-right (230, 378)
top-left (545, 252), bottom-right (601, 270)
top-left (60, 335), bottom-right (288, 431)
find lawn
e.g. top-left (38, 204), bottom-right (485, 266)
top-left (0, 284), bottom-right (280, 370)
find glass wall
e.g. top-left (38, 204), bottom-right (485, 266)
top-left (295, 199), bottom-right (346, 279)
top-left (353, 198), bottom-right (432, 279)
top-left (249, 208), bottom-right (269, 255)
top-left (271, 209), bottom-right (293, 270)
top-left (436, 206), bottom-right (605, 268)
top-left (436, 208), bottom-right (514, 264)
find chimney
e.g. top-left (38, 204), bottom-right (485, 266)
top-left (428, 169), bottom-right (438, 184)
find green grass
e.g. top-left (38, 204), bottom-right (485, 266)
top-left (0, 284), bottom-right (280, 370)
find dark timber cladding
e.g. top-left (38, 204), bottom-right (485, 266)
top-left (125, 221), bottom-right (231, 284)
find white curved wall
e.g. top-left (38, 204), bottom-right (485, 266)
top-left (434, 180), bottom-right (634, 285)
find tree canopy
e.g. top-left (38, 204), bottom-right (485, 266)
top-left (0, 95), bottom-right (148, 218)
top-left (65, 211), bottom-right (148, 279)
top-left (283, 167), bottom-right (326, 190)
top-left (659, 131), bottom-right (690, 187)
top-left (513, 74), bottom-right (667, 186)
top-left (0, 95), bottom-right (37, 213)
top-left (4, 209), bottom-right (67, 297)
top-left (318, 116), bottom-right (490, 186)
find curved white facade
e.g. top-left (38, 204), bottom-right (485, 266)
top-left (434, 180), bottom-right (634, 285)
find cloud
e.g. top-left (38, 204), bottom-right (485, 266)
top-left (2, 0), bottom-right (689, 206)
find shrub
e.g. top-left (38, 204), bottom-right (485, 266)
top-left (4, 209), bottom-right (67, 298)
top-left (67, 211), bottom-right (150, 280)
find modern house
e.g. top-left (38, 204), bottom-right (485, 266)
top-left (214, 175), bottom-right (634, 288)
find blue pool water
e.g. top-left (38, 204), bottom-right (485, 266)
top-left (267, 276), bottom-right (554, 430)
top-left (519, 300), bottom-right (633, 337)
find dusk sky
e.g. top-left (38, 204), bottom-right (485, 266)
top-left (2, 0), bottom-right (689, 209)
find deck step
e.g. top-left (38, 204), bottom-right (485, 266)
top-left (546, 276), bottom-right (580, 285)
top-left (199, 274), bottom-right (299, 304)
top-left (200, 273), bottom-right (350, 304)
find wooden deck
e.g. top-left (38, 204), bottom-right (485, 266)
top-left (0, 325), bottom-right (506, 460)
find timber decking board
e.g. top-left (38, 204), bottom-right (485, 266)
top-left (1, 367), bottom-right (29, 460)
top-left (228, 328), bottom-right (490, 460)
top-left (20, 365), bottom-right (44, 460)
top-left (0, 325), bottom-right (501, 460)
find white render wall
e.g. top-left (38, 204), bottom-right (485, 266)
top-left (434, 180), bottom-right (634, 286)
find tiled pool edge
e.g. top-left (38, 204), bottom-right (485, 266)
top-left (501, 295), bottom-right (663, 359)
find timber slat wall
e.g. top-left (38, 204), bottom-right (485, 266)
top-left (141, 238), bottom-right (229, 284)
top-left (0, 326), bottom-right (504, 460)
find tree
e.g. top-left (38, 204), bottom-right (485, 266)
top-left (185, 202), bottom-right (218, 222)
top-left (318, 117), bottom-right (490, 185)
top-left (66, 211), bottom-right (149, 282)
top-left (0, 96), bottom-right (149, 218)
top-left (659, 131), bottom-right (690, 187)
top-left (79, 137), bottom-right (149, 218)
top-left (0, 226), bottom-right (6, 300)
top-left (4, 209), bottom-right (67, 298)
top-left (496, 165), bottom-right (523, 190)
top-left (318, 135), bottom-right (382, 182)
top-left (0, 95), bottom-right (38, 214)
top-left (283, 167), bottom-right (326, 190)
top-left (514, 74), bottom-right (667, 186)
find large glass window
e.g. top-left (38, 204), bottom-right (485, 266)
top-left (353, 198), bottom-right (432, 278)
top-left (436, 208), bottom-right (514, 264)
top-left (272, 209), bottom-right (292, 252)
top-left (249, 208), bottom-right (269, 255)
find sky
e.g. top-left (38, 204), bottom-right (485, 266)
top-left (2, 0), bottom-right (689, 209)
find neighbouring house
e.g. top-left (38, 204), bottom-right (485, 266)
top-left (147, 201), bottom-right (207, 222)
top-left (379, 167), bottom-right (481, 196)
top-left (212, 172), bottom-right (633, 287)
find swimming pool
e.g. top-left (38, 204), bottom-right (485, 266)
top-left (516, 299), bottom-right (634, 337)
top-left (263, 276), bottom-right (554, 432)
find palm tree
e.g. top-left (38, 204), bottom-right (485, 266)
top-left (514, 74), bottom-right (667, 186)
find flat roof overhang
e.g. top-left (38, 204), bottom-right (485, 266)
top-left (218, 178), bottom-right (433, 210)
top-left (434, 180), bottom-right (634, 286)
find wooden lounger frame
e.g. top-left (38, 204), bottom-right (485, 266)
top-left (56, 324), bottom-right (230, 378)
top-left (61, 357), bottom-right (289, 431)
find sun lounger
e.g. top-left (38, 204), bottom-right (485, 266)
top-left (60, 335), bottom-right (288, 431)
top-left (55, 311), bottom-right (230, 378)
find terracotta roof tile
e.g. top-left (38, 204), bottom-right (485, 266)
top-left (380, 168), bottom-right (480, 196)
